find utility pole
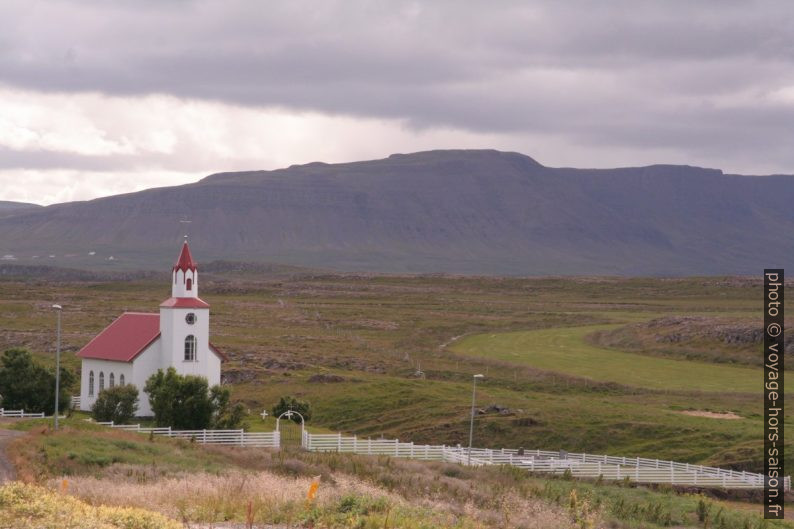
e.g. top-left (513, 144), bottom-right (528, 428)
top-left (52, 304), bottom-right (63, 430)
top-left (468, 374), bottom-right (484, 465)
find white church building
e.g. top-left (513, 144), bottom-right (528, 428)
top-left (77, 240), bottom-right (225, 416)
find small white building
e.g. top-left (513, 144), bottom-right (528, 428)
top-left (77, 240), bottom-right (225, 416)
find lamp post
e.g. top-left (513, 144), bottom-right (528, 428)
top-left (468, 374), bottom-right (484, 465)
top-left (52, 304), bottom-right (62, 430)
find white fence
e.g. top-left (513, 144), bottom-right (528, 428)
top-left (8, 408), bottom-right (787, 491)
top-left (71, 396), bottom-right (80, 409)
top-left (97, 421), bottom-right (280, 448)
top-left (0, 408), bottom-right (45, 418)
top-left (303, 432), bottom-right (790, 491)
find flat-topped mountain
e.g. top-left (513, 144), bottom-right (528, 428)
top-left (0, 150), bottom-right (792, 275)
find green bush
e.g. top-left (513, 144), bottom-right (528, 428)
top-left (272, 395), bottom-right (312, 423)
top-left (210, 385), bottom-right (245, 429)
top-left (0, 348), bottom-right (73, 414)
top-left (91, 385), bottom-right (139, 424)
top-left (144, 368), bottom-right (244, 429)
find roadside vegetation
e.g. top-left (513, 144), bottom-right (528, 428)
top-left (5, 417), bottom-right (791, 528)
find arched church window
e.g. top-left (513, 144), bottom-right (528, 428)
top-left (109, 373), bottom-right (115, 388)
top-left (184, 335), bottom-right (197, 361)
top-left (120, 374), bottom-right (125, 386)
top-left (186, 278), bottom-right (192, 291)
top-left (89, 371), bottom-right (94, 396)
top-left (99, 372), bottom-right (105, 392)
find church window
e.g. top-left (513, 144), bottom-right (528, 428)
top-left (184, 335), bottom-right (197, 361)
top-left (120, 374), bottom-right (125, 386)
top-left (109, 373), bottom-right (115, 388)
top-left (185, 313), bottom-right (196, 324)
top-left (89, 371), bottom-right (94, 396)
top-left (99, 372), bottom-right (105, 392)
top-left (186, 278), bottom-right (193, 291)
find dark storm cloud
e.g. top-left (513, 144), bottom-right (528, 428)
top-left (1, 0), bottom-right (794, 172)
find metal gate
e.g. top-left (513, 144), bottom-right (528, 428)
top-left (276, 410), bottom-right (305, 448)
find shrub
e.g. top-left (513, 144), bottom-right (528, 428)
top-left (0, 348), bottom-right (73, 414)
top-left (91, 385), bottom-right (139, 424)
top-left (144, 368), bottom-right (244, 429)
top-left (272, 395), bottom-right (312, 423)
top-left (0, 481), bottom-right (181, 529)
top-left (210, 385), bottom-right (245, 429)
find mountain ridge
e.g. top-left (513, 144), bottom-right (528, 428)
top-left (0, 149), bottom-right (791, 275)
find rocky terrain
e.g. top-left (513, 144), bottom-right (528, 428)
top-left (589, 316), bottom-right (793, 367)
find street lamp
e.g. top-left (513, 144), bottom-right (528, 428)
top-left (52, 304), bottom-right (62, 430)
top-left (468, 374), bottom-right (484, 465)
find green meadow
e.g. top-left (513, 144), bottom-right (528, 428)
top-left (451, 324), bottom-right (782, 393)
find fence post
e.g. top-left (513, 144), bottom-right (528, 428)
top-left (202, 429), bottom-right (207, 444)
top-left (337, 432), bottom-right (342, 452)
top-left (394, 439), bottom-right (398, 457)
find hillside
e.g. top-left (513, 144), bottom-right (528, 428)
top-left (0, 150), bottom-right (793, 274)
top-left (0, 201), bottom-right (40, 212)
top-left (0, 201), bottom-right (41, 220)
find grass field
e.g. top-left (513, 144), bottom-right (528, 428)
top-left (451, 324), bottom-right (784, 393)
top-left (0, 273), bottom-right (789, 475)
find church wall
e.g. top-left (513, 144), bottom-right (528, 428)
top-left (206, 348), bottom-right (221, 387)
top-left (79, 358), bottom-right (134, 413)
top-left (130, 339), bottom-right (162, 416)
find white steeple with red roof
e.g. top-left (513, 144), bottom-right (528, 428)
top-left (172, 237), bottom-right (199, 298)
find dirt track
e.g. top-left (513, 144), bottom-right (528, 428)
top-left (0, 426), bottom-right (23, 483)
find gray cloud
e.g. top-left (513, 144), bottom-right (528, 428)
top-left (1, 0), bottom-right (793, 189)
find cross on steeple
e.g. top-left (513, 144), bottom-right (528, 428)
top-left (179, 218), bottom-right (192, 240)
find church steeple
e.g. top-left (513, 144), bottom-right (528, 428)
top-left (172, 238), bottom-right (198, 298)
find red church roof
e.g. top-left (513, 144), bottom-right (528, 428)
top-left (77, 312), bottom-right (227, 363)
top-left (174, 240), bottom-right (197, 272)
top-left (77, 313), bottom-right (160, 363)
top-left (160, 297), bottom-right (210, 308)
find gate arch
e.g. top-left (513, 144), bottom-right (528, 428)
top-left (276, 410), bottom-right (305, 448)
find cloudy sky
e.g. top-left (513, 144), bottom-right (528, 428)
top-left (1, 0), bottom-right (793, 205)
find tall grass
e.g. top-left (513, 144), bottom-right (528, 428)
top-left (48, 466), bottom-right (574, 528)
